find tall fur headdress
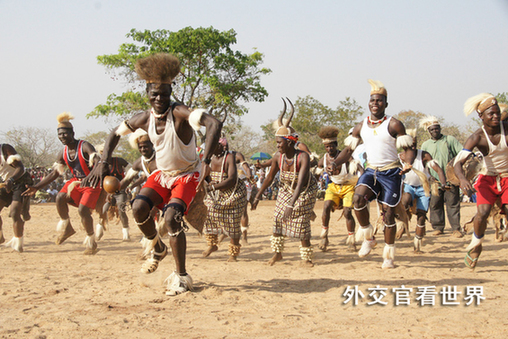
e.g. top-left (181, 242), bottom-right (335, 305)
top-left (318, 126), bottom-right (339, 144)
top-left (274, 98), bottom-right (297, 138)
top-left (464, 93), bottom-right (498, 116)
top-left (419, 115), bottom-right (440, 130)
top-left (57, 112), bottom-right (74, 129)
top-left (128, 129), bottom-right (151, 150)
top-left (368, 79), bottom-right (387, 97)
top-left (135, 53), bottom-right (181, 84)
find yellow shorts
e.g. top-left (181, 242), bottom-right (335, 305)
top-left (324, 183), bottom-right (355, 208)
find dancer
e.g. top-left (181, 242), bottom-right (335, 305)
top-left (420, 115), bottom-right (463, 237)
top-left (0, 143), bottom-right (32, 252)
top-left (457, 93), bottom-right (506, 268)
top-left (399, 129), bottom-right (447, 253)
top-left (252, 98), bottom-right (318, 267)
top-left (331, 80), bottom-right (414, 269)
top-left (95, 144), bottom-right (130, 241)
top-left (317, 126), bottom-right (362, 252)
top-left (202, 137), bottom-right (248, 261)
top-left (23, 113), bottom-right (102, 255)
top-left (82, 53), bottom-right (222, 295)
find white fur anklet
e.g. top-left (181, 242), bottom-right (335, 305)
top-left (320, 226), bottom-right (329, 238)
top-left (122, 227), bottom-right (130, 241)
top-left (383, 244), bottom-right (395, 260)
top-left (83, 234), bottom-right (97, 248)
top-left (356, 224), bottom-right (374, 242)
top-left (465, 234), bottom-right (484, 251)
top-left (270, 235), bottom-right (284, 253)
top-left (346, 233), bottom-right (355, 246)
top-left (165, 271), bottom-right (194, 296)
top-left (142, 234), bottom-right (161, 258)
top-left (5, 236), bottom-right (23, 253)
top-left (241, 226), bottom-right (249, 233)
top-left (299, 245), bottom-right (313, 261)
top-left (414, 237), bottom-right (422, 251)
top-left (56, 219), bottom-right (70, 232)
top-left (95, 223), bottom-right (105, 241)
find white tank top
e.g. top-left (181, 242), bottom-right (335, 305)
top-left (482, 123), bottom-right (508, 176)
top-left (324, 152), bottom-right (357, 185)
top-left (0, 144), bottom-right (16, 181)
top-left (147, 108), bottom-right (199, 173)
top-left (360, 116), bottom-right (398, 168)
top-left (403, 150), bottom-right (430, 186)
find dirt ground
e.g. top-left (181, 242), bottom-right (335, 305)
top-left (1, 200), bottom-right (508, 338)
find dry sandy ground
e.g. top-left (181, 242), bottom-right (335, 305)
top-left (1, 200), bottom-right (508, 339)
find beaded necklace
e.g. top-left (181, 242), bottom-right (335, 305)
top-left (367, 115), bottom-right (387, 126)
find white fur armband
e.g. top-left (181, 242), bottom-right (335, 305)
top-left (189, 109), bottom-right (206, 131)
top-left (124, 168), bottom-right (139, 182)
top-left (396, 135), bottom-right (413, 149)
top-left (89, 152), bottom-right (100, 166)
top-left (115, 121), bottom-right (135, 136)
top-left (6, 154), bottom-right (21, 165)
top-left (344, 135), bottom-right (361, 151)
top-left (453, 149), bottom-right (473, 166)
top-left (349, 160), bottom-right (361, 175)
top-left (52, 162), bottom-right (66, 175)
top-left (425, 159), bottom-right (438, 170)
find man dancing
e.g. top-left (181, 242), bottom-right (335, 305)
top-left (0, 143), bottom-right (32, 252)
top-left (332, 80), bottom-right (414, 269)
top-left (399, 129), bottom-right (447, 253)
top-left (317, 126), bottom-right (362, 252)
top-left (82, 53), bottom-right (222, 295)
top-left (23, 113), bottom-right (102, 255)
top-left (456, 93), bottom-right (506, 268)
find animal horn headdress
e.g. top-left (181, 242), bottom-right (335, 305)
top-left (274, 98), bottom-right (297, 141)
top-left (57, 112), bottom-right (74, 129)
top-left (135, 53), bottom-right (181, 84)
top-left (464, 93), bottom-right (498, 116)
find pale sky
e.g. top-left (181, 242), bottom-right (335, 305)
top-left (1, 0), bottom-right (507, 138)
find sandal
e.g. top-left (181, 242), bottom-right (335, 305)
top-left (140, 242), bottom-right (168, 274)
top-left (464, 245), bottom-right (482, 269)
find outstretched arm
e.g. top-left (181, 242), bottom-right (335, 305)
top-left (454, 132), bottom-right (481, 195)
top-left (23, 150), bottom-right (64, 196)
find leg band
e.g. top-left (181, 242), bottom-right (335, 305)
top-left (299, 245), bottom-right (313, 261)
top-left (205, 234), bottom-right (218, 247)
top-left (354, 203), bottom-right (368, 211)
top-left (383, 244), bottom-right (395, 260)
top-left (465, 232), bottom-right (484, 251)
top-left (163, 203), bottom-right (189, 237)
top-left (131, 195), bottom-right (154, 211)
top-left (228, 243), bottom-right (241, 257)
top-left (270, 235), bottom-right (284, 253)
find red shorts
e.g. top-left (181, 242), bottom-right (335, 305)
top-left (143, 171), bottom-right (199, 213)
top-left (473, 174), bottom-right (508, 206)
top-left (60, 178), bottom-right (102, 209)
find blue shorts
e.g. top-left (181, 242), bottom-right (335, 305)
top-left (356, 167), bottom-right (402, 207)
top-left (403, 184), bottom-right (430, 211)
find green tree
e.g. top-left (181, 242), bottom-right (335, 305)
top-left (88, 27), bottom-right (271, 133)
top-left (260, 96), bottom-right (364, 155)
top-left (1, 127), bottom-right (60, 169)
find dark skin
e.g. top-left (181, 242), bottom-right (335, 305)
top-left (317, 141), bottom-right (362, 251)
top-left (82, 83), bottom-right (222, 275)
top-left (400, 144), bottom-right (446, 245)
top-left (331, 94), bottom-right (415, 245)
top-left (119, 139), bottom-right (156, 191)
top-left (455, 104), bottom-right (505, 266)
top-left (202, 143), bottom-right (241, 260)
top-left (428, 125), bottom-right (442, 141)
top-left (0, 144), bottom-right (27, 238)
top-left (251, 137), bottom-right (313, 266)
top-left (23, 128), bottom-right (97, 237)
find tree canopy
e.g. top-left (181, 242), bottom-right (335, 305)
top-left (260, 96), bottom-right (364, 155)
top-left (88, 27), bottom-right (271, 129)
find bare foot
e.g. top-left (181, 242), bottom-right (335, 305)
top-left (56, 224), bottom-right (76, 245)
top-left (268, 252), bottom-right (282, 266)
top-left (300, 260), bottom-right (314, 267)
top-left (227, 255), bottom-right (238, 262)
top-left (395, 227), bottom-right (404, 240)
top-left (347, 242), bottom-right (357, 252)
top-left (318, 236), bottom-right (329, 252)
top-left (202, 245), bottom-right (218, 258)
